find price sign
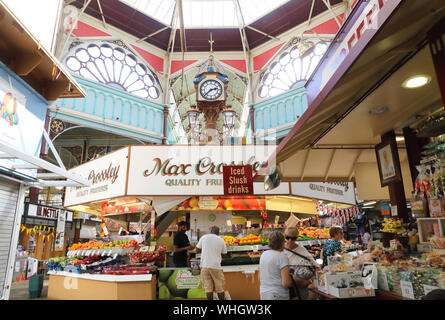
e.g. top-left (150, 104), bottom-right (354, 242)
top-left (81, 264), bottom-right (86, 271)
top-left (253, 245), bottom-right (259, 253)
top-left (246, 221), bottom-right (251, 228)
top-left (400, 281), bottom-right (415, 300)
top-left (391, 205), bottom-right (398, 217)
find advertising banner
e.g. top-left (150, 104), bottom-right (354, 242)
top-left (26, 203), bottom-right (73, 222)
top-left (64, 147), bottom-right (129, 207)
top-left (171, 196), bottom-right (266, 211)
top-left (126, 145), bottom-right (274, 196)
top-left (158, 269), bottom-right (206, 299)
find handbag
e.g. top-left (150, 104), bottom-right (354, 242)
top-left (285, 248), bottom-right (317, 281)
top-left (289, 276), bottom-right (301, 300)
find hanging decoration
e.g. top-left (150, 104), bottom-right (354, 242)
top-left (261, 210), bottom-right (268, 228)
top-left (20, 225), bottom-right (55, 242)
top-left (315, 202), bottom-right (362, 227)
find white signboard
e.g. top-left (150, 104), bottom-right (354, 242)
top-left (55, 208), bottom-right (66, 250)
top-left (27, 203), bottom-right (73, 222)
top-left (64, 147), bottom-right (129, 207)
top-left (127, 145), bottom-right (275, 196)
top-left (290, 182), bottom-right (356, 205)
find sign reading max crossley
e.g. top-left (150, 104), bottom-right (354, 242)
top-left (127, 145), bottom-right (274, 196)
top-left (223, 165), bottom-right (253, 195)
top-left (64, 147), bottom-right (129, 207)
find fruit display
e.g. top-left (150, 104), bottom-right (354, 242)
top-left (222, 236), bottom-right (238, 245)
top-left (128, 245), bottom-right (166, 265)
top-left (68, 239), bottom-right (138, 251)
top-left (238, 234), bottom-right (262, 245)
top-left (381, 217), bottom-right (403, 233)
top-left (298, 227), bottom-right (330, 239)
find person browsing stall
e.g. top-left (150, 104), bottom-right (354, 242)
top-left (173, 221), bottom-right (195, 267)
top-left (259, 230), bottom-right (293, 300)
top-left (321, 226), bottom-right (344, 269)
top-left (196, 226), bottom-right (228, 300)
top-left (283, 227), bottom-right (320, 300)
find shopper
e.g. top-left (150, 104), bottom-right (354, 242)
top-left (173, 221), bottom-right (195, 267)
top-left (283, 227), bottom-right (320, 300)
top-left (259, 230), bottom-right (293, 300)
top-left (196, 226), bottom-right (228, 300)
top-left (321, 226), bottom-right (344, 269)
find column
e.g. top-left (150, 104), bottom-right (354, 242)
top-left (381, 130), bottom-right (409, 222)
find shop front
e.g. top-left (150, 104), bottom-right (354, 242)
top-left (44, 143), bottom-right (364, 300)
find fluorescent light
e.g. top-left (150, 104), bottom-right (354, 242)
top-left (402, 75), bottom-right (431, 88)
top-left (363, 201), bottom-right (376, 206)
top-left (396, 136), bottom-right (405, 142)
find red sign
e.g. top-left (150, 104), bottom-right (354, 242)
top-left (223, 165), bottom-right (253, 196)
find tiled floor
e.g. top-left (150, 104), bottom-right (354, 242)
top-left (8, 278), bottom-right (49, 300)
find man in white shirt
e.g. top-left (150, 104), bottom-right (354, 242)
top-left (196, 226), bottom-right (228, 300)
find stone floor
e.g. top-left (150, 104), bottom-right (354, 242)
top-left (8, 277), bottom-right (49, 300)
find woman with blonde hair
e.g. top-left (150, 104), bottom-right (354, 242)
top-left (283, 227), bottom-right (320, 300)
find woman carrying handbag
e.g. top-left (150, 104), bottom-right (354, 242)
top-left (283, 227), bottom-right (320, 300)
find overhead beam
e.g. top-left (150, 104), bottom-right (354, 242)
top-left (137, 26), bottom-right (169, 43)
top-left (96, 0), bottom-right (107, 29)
top-left (324, 149), bottom-right (337, 181)
top-left (348, 149), bottom-right (363, 180)
top-left (300, 148), bottom-right (311, 181)
top-left (245, 25), bottom-right (280, 41)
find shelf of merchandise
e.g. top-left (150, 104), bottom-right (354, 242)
top-left (417, 218), bottom-right (445, 243)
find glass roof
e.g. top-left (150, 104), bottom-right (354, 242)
top-left (121, 0), bottom-right (291, 28)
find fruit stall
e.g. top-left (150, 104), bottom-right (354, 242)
top-left (47, 236), bottom-right (166, 300)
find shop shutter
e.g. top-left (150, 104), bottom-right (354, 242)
top-left (0, 179), bottom-right (19, 300)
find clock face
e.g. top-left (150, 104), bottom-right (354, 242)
top-left (200, 80), bottom-right (223, 101)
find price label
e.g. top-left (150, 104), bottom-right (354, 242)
top-left (108, 250), bottom-right (112, 256)
top-left (423, 285), bottom-right (439, 296)
top-left (253, 245), bottom-right (259, 253)
top-left (274, 215), bottom-right (280, 225)
top-left (400, 281), bottom-right (415, 299)
top-left (113, 253), bottom-right (118, 260)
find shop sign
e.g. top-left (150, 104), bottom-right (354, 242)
top-left (223, 165), bottom-right (253, 196)
top-left (175, 271), bottom-right (201, 289)
top-left (26, 203), bottom-right (73, 222)
top-left (127, 145), bottom-right (274, 196)
top-left (290, 182), bottom-right (356, 205)
top-left (64, 147), bottom-right (129, 207)
top-left (320, 0), bottom-right (392, 92)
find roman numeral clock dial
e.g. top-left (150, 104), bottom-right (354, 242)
top-left (200, 80), bottom-right (222, 100)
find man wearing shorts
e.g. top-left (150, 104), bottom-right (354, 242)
top-left (196, 226), bottom-right (228, 300)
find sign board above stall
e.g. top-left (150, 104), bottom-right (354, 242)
top-left (64, 147), bottom-right (129, 207)
top-left (290, 182), bottom-right (356, 205)
top-left (223, 165), bottom-right (253, 196)
top-left (127, 145), bottom-right (274, 196)
top-left (26, 203), bottom-right (73, 222)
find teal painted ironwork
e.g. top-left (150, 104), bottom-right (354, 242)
top-left (53, 76), bottom-right (167, 143)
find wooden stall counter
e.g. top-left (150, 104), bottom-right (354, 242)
top-left (47, 271), bottom-right (157, 300)
top-left (222, 265), bottom-right (260, 300)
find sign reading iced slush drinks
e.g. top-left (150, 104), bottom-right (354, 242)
top-left (223, 165), bottom-right (253, 195)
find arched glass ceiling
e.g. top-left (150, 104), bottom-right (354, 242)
top-left (121, 0), bottom-right (290, 28)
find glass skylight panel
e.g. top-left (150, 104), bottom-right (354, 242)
top-left (121, 0), bottom-right (176, 26)
top-left (183, 0), bottom-right (237, 28)
top-left (238, 0), bottom-right (290, 25)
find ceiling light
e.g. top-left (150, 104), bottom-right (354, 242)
top-left (368, 106), bottom-right (389, 115)
top-left (363, 201), bottom-right (377, 206)
top-left (396, 136), bottom-right (405, 142)
top-left (402, 75), bottom-right (431, 89)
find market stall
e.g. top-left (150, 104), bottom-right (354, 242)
top-left (54, 144), bottom-right (361, 299)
